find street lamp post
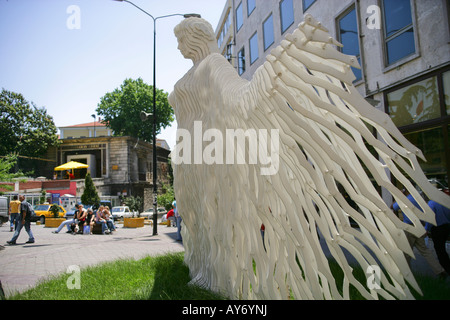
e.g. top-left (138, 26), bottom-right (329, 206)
top-left (113, 0), bottom-right (200, 236)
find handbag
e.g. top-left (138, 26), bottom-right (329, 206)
top-left (83, 225), bottom-right (90, 234)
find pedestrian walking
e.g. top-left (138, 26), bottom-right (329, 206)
top-left (8, 195), bottom-right (21, 232)
top-left (392, 190), bottom-right (445, 278)
top-left (7, 195), bottom-right (35, 245)
top-left (425, 198), bottom-right (450, 277)
top-left (173, 200), bottom-right (182, 241)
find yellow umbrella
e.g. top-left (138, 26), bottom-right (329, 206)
top-left (54, 161), bottom-right (89, 171)
top-left (54, 161), bottom-right (89, 179)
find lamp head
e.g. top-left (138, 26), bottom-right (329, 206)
top-left (183, 13), bottom-right (201, 19)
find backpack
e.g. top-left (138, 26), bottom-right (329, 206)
top-left (22, 201), bottom-right (35, 221)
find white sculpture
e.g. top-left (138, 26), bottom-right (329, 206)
top-left (168, 15), bottom-right (450, 300)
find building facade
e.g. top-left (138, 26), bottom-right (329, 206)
top-left (59, 119), bottom-right (112, 139)
top-left (21, 121), bottom-right (173, 211)
top-left (216, 0), bottom-right (450, 200)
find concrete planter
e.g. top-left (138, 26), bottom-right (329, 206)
top-left (45, 218), bottom-right (66, 228)
top-left (123, 217), bottom-right (145, 228)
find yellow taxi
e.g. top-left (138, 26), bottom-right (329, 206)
top-left (33, 204), bottom-right (67, 224)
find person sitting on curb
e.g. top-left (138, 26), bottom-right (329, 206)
top-left (162, 208), bottom-right (175, 227)
top-left (85, 208), bottom-right (96, 235)
top-left (70, 204), bottom-right (86, 234)
top-left (103, 206), bottom-right (116, 234)
top-left (95, 206), bottom-right (109, 234)
top-left (53, 204), bottom-right (80, 234)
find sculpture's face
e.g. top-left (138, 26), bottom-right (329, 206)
top-left (177, 34), bottom-right (193, 60)
top-left (174, 18), bottom-right (219, 63)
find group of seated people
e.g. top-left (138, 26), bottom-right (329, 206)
top-left (53, 204), bottom-right (116, 235)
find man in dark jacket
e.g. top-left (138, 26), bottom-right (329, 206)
top-left (7, 195), bottom-right (35, 245)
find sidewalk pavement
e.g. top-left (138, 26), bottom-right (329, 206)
top-left (0, 221), bottom-right (184, 298)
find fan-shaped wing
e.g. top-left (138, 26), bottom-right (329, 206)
top-left (235, 14), bottom-right (450, 299)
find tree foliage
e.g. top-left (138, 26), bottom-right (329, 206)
top-left (124, 195), bottom-right (143, 216)
top-left (0, 154), bottom-right (26, 193)
top-left (50, 204), bottom-right (60, 218)
top-left (96, 78), bottom-right (174, 141)
top-left (81, 173), bottom-right (100, 206)
top-left (157, 183), bottom-right (175, 211)
top-left (0, 88), bottom-right (59, 157)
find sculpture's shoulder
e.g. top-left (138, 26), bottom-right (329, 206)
top-left (170, 52), bottom-right (248, 110)
top-left (204, 53), bottom-right (249, 89)
top-left (204, 52), bottom-right (229, 64)
top-left (199, 53), bottom-right (235, 75)
top-left (175, 53), bottom-right (238, 89)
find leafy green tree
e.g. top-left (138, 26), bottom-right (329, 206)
top-left (81, 173), bottom-right (100, 206)
top-left (157, 183), bottom-right (175, 211)
top-left (124, 195), bottom-right (143, 217)
top-left (0, 154), bottom-right (26, 194)
top-left (39, 189), bottom-right (47, 204)
top-left (50, 204), bottom-right (60, 218)
top-left (0, 89), bottom-right (59, 158)
top-left (96, 78), bottom-right (174, 141)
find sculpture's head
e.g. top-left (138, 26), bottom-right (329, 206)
top-left (174, 17), bottom-right (219, 63)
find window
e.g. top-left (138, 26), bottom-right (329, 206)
top-left (238, 47), bottom-right (246, 75)
top-left (236, 2), bottom-right (243, 32)
top-left (337, 7), bottom-right (362, 82)
top-left (263, 14), bottom-right (274, 51)
top-left (247, 0), bottom-right (256, 16)
top-left (217, 11), bottom-right (231, 48)
top-left (443, 71), bottom-right (450, 116)
top-left (382, 0), bottom-right (415, 65)
top-left (249, 32), bottom-right (259, 64)
top-left (385, 68), bottom-right (450, 191)
top-left (226, 41), bottom-right (233, 63)
top-left (303, 0), bottom-right (316, 11)
top-left (280, 0), bottom-right (294, 34)
top-left (387, 77), bottom-right (440, 127)
top-left (403, 127), bottom-right (448, 191)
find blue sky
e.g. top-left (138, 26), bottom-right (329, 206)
top-left (0, 0), bottom-right (226, 149)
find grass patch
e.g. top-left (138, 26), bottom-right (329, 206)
top-left (8, 252), bottom-right (226, 300)
top-left (327, 259), bottom-right (450, 300)
top-left (7, 253), bottom-right (449, 300)
top-left (411, 273), bottom-right (450, 300)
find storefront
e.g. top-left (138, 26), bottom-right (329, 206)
top-left (57, 142), bottom-right (108, 179)
top-left (385, 66), bottom-right (450, 193)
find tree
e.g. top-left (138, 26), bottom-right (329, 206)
top-left (157, 183), bottom-right (175, 211)
top-left (50, 204), bottom-right (60, 218)
top-left (0, 89), bottom-right (59, 158)
top-left (81, 173), bottom-right (100, 206)
top-left (124, 195), bottom-right (143, 217)
top-left (39, 189), bottom-right (47, 204)
top-left (96, 78), bottom-right (174, 141)
top-left (0, 155), bottom-right (26, 194)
